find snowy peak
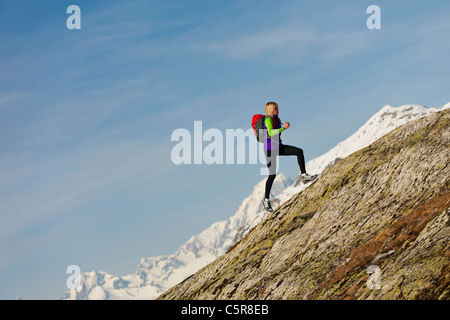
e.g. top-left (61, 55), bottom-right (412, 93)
top-left (374, 104), bottom-right (441, 127)
top-left (301, 103), bottom-right (448, 183)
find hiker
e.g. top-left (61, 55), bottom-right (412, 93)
top-left (260, 102), bottom-right (317, 212)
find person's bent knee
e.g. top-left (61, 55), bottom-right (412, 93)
top-left (267, 173), bottom-right (276, 180)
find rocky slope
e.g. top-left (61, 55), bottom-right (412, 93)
top-left (159, 109), bottom-right (450, 300)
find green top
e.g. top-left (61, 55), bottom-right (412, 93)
top-left (265, 117), bottom-right (285, 137)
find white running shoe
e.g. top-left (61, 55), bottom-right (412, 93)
top-left (261, 198), bottom-right (273, 212)
top-left (301, 173), bottom-right (318, 183)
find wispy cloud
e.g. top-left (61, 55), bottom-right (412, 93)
top-left (0, 90), bottom-right (28, 109)
top-left (191, 19), bottom-right (371, 67)
top-left (200, 23), bottom-right (315, 60)
top-left (0, 137), bottom-right (173, 244)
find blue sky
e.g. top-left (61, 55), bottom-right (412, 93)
top-left (1, 0), bottom-right (449, 299)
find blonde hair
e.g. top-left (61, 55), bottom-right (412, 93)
top-left (265, 102), bottom-right (278, 117)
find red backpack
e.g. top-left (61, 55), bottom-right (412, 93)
top-left (251, 114), bottom-right (267, 143)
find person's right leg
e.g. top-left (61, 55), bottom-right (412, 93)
top-left (279, 144), bottom-right (306, 174)
top-left (279, 144), bottom-right (317, 182)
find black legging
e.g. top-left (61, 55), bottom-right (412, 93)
top-left (265, 144), bottom-right (306, 199)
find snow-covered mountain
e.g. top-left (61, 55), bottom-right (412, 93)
top-left (278, 103), bottom-right (449, 202)
top-left (62, 102), bottom-right (449, 300)
top-left (62, 173), bottom-right (292, 300)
